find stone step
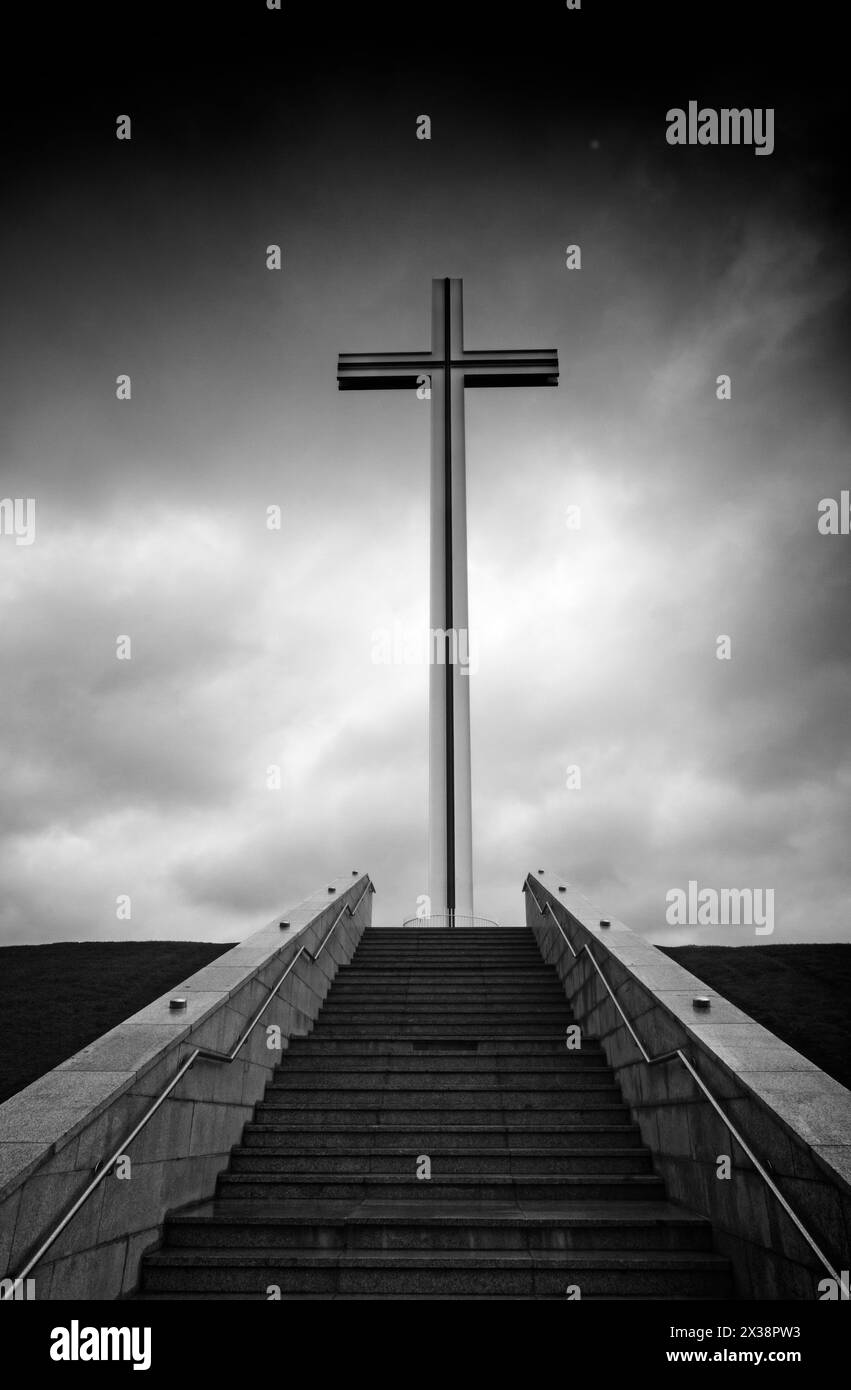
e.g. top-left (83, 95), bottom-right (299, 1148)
top-left (346, 956), bottom-right (546, 963)
top-left (349, 952), bottom-right (545, 961)
top-left (216, 1174), bottom-right (668, 1202)
top-left (141, 1247), bottom-right (731, 1297)
top-left (350, 949), bottom-right (543, 955)
top-left (345, 950), bottom-right (545, 956)
top-left (329, 961), bottom-right (551, 968)
top-left (305, 1026), bottom-right (571, 1039)
top-left (240, 1124), bottom-right (644, 1151)
top-left (323, 1000), bottom-right (571, 1011)
top-left (316, 978), bottom-right (570, 990)
top-left (346, 957), bottom-right (545, 966)
top-left (340, 962), bottom-right (550, 969)
top-left (291, 1021), bottom-right (590, 1036)
top-left (341, 974), bottom-right (550, 982)
top-left (326, 988), bottom-right (569, 1000)
top-left (312, 1020), bottom-right (573, 1031)
top-left (355, 941), bottom-right (536, 948)
top-left (134, 1284), bottom-right (723, 1295)
top-left (336, 952), bottom-right (549, 959)
top-left (284, 1038), bottom-right (587, 1055)
top-left (344, 943), bottom-right (542, 951)
top-left (164, 1201), bottom-right (714, 1252)
top-left (316, 1013), bottom-right (572, 1023)
top-left (246, 1100), bottom-right (631, 1123)
top-left (254, 1104), bottom-right (632, 1125)
top-left (331, 976), bottom-right (564, 984)
top-left (265, 1067), bottom-right (617, 1089)
top-left (317, 1001), bottom-right (571, 1013)
top-left (228, 1149), bottom-right (654, 1176)
top-left (259, 1086), bottom-right (620, 1108)
top-left (275, 1055), bottom-right (609, 1073)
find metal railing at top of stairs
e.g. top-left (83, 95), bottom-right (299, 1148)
top-left (0, 879), bottom-right (375, 1299)
top-left (400, 914), bottom-right (501, 930)
top-left (523, 876), bottom-right (846, 1295)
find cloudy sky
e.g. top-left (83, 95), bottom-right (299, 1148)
top-left (1, 4), bottom-right (849, 947)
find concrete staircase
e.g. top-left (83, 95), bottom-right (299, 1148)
top-left (134, 928), bottom-right (733, 1299)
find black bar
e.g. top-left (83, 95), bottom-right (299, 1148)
top-left (443, 278), bottom-right (455, 918)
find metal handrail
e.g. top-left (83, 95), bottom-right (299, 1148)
top-left (523, 877), bottom-right (847, 1294)
top-left (193, 883), bottom-right (373, 1064)
top-left (401, 914), bottom-right (500, 930)
top-left (1, 880), bottom-right (373, 1298)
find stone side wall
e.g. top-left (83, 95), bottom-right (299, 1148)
top-left (525, 872), bottom-right (851, 1300)
top-left (0, 873), bottom-right (372, 1300)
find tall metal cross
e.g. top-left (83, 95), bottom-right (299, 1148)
top-left (338, 279), bottom-right (558, 921)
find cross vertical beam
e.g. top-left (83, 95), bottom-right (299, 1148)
top-left (440, 280), bottom-right (457, 914)
top-left (337, 279), bottom-right (558, 923)
top-left (430, 277), bottom-right (472, 920)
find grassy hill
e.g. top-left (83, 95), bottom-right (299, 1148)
top-left (0, 942), bottom-right (235, 1105)
top-left (659, 944), bottom-right (851, 1093)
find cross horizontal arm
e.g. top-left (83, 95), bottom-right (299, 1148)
top-left (337, 347), bottom-right (559, 391)
top-left (337, 352), bottom-right (436, 390)
top-left (461, 348), bottom-right (558, 387)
